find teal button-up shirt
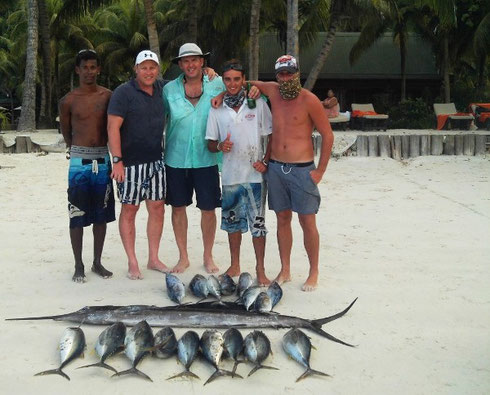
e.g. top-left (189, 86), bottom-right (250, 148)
top-left (163, 74), bottom-right (224, 168)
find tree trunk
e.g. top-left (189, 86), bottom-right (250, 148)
top-left (17, 0), bottom-right (38, 133)
top-left (443, 35), bottom-right (450, 102)
top-left (187, 3), bottom-right (198, 43)
top-left (143, 0), bottom-right (161, 76)
top-left (400, 32), bottom-right (406, 102)
top-left (248, 0), bottom-right (261, 80)
top-left (304, 2), bottom-right (342, 91)
top-left (286, 0), bottom-right (299, 59)
top-left (38, 0), bottom-right (52, 127)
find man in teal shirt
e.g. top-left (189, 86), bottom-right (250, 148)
top-left (163, 43), bottom-right (224, 274)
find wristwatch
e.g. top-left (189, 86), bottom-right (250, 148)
top-left (112, 156), bottom-right (123, 163)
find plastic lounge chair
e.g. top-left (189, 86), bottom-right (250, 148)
top-left (328, 114), bottom-right (349, 130)
top-left (433, 103), bottom-right (473, 130)
top-left (351, 103), bottom-right (389, 131)
top-left (469, 103), bottom-right (490, 130)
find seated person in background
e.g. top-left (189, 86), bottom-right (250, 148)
top-left (322, 89), bottom-right (339, 118)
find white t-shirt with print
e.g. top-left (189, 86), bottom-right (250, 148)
top-left (206, 98), bottom-right (272, 186)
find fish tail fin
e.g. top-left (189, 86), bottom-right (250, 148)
top-left (296, 368), bottom-right (331, 382)
top-left (232, 360), bottom-right (243, 377)
top-left (203, 369), bottom-right (234, 386)
top-left (112, 367), bottom-right (153, 382)
top-left (307, 325), bottom-right (356, 347)
top-left (77, 361), bottom-right (118, 373)
top-left (311, 298), bottom-right (358, 327)
top-left (34, 367), bottom-right (70, 381)
top-left (167, 369), bottom-right (200, 380)
top-left (247, 364), bottom-right (279, 377)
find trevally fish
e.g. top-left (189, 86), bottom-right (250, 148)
top-left (112, 320), bottom-right (153, 382)
top-left (35, 327), bottom-right (86, 381)
top-left (223, 328), bottom-right (244, 376)
top-left (266, 281), bottom-right (283, 308)
top-left (189, 274), bottom-right (209, 299)
top-left (218, 274), bottom-right (236, 296)
top-left (253, 292), bottom-right (272, 313)
top-left (78, 322), bottom-right (125, 373)
top-left (283, 328), bottom-right (330, 382)
top-left (7, 298), bottom-right (358, 346)
top-left (237, 272), bottom-right (254, 297)
top-left (243, 330), bottom-right (278, 377)
top-left (167, 330), bottom-right (200, 380)
top-left (207, 275), bottom-right (222, 301)
top-left (241, 286), bottom-right (262, 311)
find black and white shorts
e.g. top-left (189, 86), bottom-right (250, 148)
top-left (117, 158), bottom-right (166, 205)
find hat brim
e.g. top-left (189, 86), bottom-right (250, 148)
top-left (275, 66), bottom-right (299, 75)
top-left (171, 52), bottom-right (210, 64)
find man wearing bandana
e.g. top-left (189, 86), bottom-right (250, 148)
top-left (206, 59), bottom-right (272, 286)
top-left (248, 55), bottom-right (334, 292)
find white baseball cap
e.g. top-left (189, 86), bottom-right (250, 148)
top-left (135, 50), bottom-right (159, 66)
top-left (275, 55), bottom-right (299, 74)
top-left (172, 43), bottom-right (210, 64)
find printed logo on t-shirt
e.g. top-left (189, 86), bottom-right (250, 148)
top-left (245, 114), bottom-right (256, 120)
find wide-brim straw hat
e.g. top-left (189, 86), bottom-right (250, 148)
top-left (171, 43), bottom-right (210, 64)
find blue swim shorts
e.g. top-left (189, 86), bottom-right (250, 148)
top-left (265, 160), bottom-right (321, 214)
top-left (221, 182), bottom-right (267, 237)
top-left (67, 156), bottom-right (116, 228)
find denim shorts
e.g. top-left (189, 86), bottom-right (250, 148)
top-left (265, 160), bottom-right (321, 214)
top-left (221, 183), bottom-right (267, 237)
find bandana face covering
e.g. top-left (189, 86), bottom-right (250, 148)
top-left (278, 72), bottom-right (301, 100)
top-left (224, 87), bottom-right (246, 108)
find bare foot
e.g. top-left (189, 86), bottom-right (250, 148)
top-left (91, 263), bottom-right (113, 279)
top-left (147, 260), bottom-right (170, 273)
top-left (171, 258), bottom-right (190, 274)
top-left (204, 257), bottom-right (219, 274)
top-left (225, 265), bottom-right (241, 277)
top-left (273, 271), bottom-right (291, 285)
top-left (301, 274), bottom-right (318, 292)
top-left (127, 262), bottom-right (143, 280)
top-left (72, 264), bottom-right (86, 284)
top-left (256, 272), bottom-right (271, 287)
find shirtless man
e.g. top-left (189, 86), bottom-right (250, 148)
top-left (59, 49), bottom-right (115, 283)
top-left (250, 55), bottom-right (334, 291)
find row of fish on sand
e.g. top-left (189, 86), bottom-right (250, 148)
top-left (35, 322), bottom-right (328, 384)
top-left (166, 272), bottom-right (283, 312)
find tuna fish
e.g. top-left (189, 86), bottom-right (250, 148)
top-left (283, 328), bottom-right (330, 382)
top-left (78, 322), bottom-right (126, 373)
top-left (253, 292), bottom-right (272, 313)
top-left (153, 327), bottom-right (177, 359)
top-left (167, 330), bottom-right (200, 380)
top-left (243, 330), bottom-right (278, 377)
top-left (218, 274), bottom-right (237, 296)
top-left (189, 274), bottom-right (209, 299)
top-left (237, 272), bottom-right (254, 297)
top-left (200, 330), bottom-right (241, 385)
top-left (166, 273), bottom-right (185, 304)
top-left (7, 298), bottom-right (358, 346)
top-left (241, 286), bottom-right (262, 311)
top-left (266, 281), bottom-right (283, 308)
top-left (206, 275), bottom-right (222, 301)
top-left (222, 328), bottom-right (244, 376)
top-left (35, 327), bottom-right (86, 381)
top-left (112, 320), bottom-right (154, 382)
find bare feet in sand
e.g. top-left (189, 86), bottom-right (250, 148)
top-left (147, 259), bottom-right (170, 273)
top-left (224, 265), bottom-right (241, 278)
top-left (127, 262), bottom-right (143, 280)
top-left (91, 263), bottom-right (113, 279)
top-left (302, 273), bottom-right (318, 292)
top-left (72, 264), bottom-right (86, 283)
top-left (256, 269), bottom-right (271, 286)
top-left (204, 257), bottom-right (219, 274)
top-left (273, 270), bottom-right (291, 285)
top-left (171, 258), bottom-right (190, 274)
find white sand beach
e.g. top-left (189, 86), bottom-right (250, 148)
top-left (0, 152), bottom-right (489, 395)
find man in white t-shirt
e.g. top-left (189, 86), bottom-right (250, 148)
top-left (206, 59), bottom-right (272, 286)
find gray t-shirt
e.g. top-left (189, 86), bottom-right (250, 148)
top-left (108, 78), bottom-right (167, 166)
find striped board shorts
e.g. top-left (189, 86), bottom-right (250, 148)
top-left (117, 158), bottom-right (166, 205)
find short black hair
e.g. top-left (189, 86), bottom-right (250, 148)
top-left (75, 49), bottom-right (99, 67)
top-left (222, 59), bottom-right (245, 76)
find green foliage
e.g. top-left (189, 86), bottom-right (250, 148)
top-left (451, 80), bottom-right (490, 111)
top-left (388, 98), bottom-right (434, 129)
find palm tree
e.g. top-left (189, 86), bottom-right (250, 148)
top-left (17, 0), bottom-right (38, 132)
top-left (287, 0), bottom-right (299, 58)
top-left (142, 0), bottom-right (161, 63)
top-left (249, 0), bottom-right (261, 80)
